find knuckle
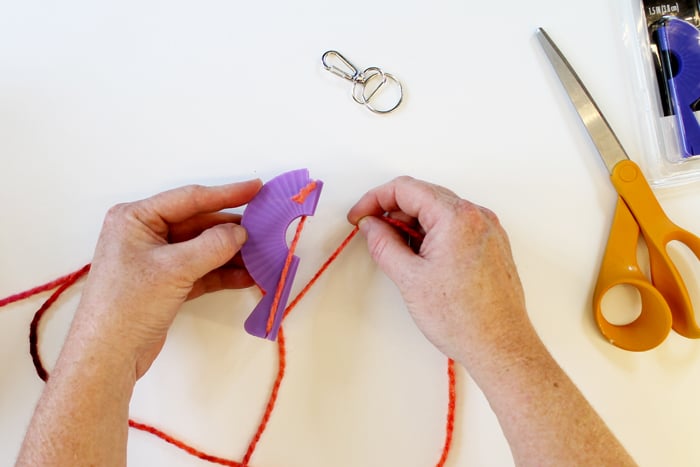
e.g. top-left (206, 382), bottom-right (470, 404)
top-left (451, 200), bottom-right (498, 234)
top-left (103, 202), bottom-right (133, 226)
top-left (182, 184), bottom-right (206, 196)
top-left (451, 198), bottom-right (476, 219)
top-left (394, 175), bottom-right (415, 185)
top-left (480, 207), bottom-right (500, 224)
top-left (208, 226), bottom-right (236, 263)
top-left (180, 184), bottom-right (208, 211)
top-left (106, 202), bottom-right (129, 217)
top-left (181, 184), bottom-right (208, 204)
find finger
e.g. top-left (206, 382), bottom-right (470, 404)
top-left (347, 176), bottom-right (458, 231)
top-left (187, 267), bottom-right (256, 300)
top-left (163, 223), bottom-right (249, 282)
top-left (386, 210), bottom-right (416, 226)
top-left (357, 216), bottom-right (421, 280)
top-left (142, 179), bottom-right (262, 227)
top-left (168, 212), bottom-right (242, 243)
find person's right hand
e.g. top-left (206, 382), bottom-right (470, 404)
top-left (347, 176), bottom-right (531, 374)
top-left (349, 176), bottom-right (640, 467)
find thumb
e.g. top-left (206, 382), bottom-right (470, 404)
top-left (167, 223), bottom-right (248, 281)
top-left (358, 216), bottom-right (419, 281)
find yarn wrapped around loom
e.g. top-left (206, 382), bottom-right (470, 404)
top-left (241, 169), bottom-right (323, 340)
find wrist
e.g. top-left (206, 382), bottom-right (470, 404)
top-left (57, 308), bottom-right (139, 392)
top-left (59, 339), bottom-right (137, 391)
top-left (18, 309), bottom-right (137, 467)
top-left (456, 319), bottom-right (548, 389)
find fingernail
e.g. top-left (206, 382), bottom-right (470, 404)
top-left (357, 217), bottom-right (372, 234)
top-left (232, 225), bottom-right (248, 244)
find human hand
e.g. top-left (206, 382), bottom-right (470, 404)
top-left (347, 176), bottom-right (530, 374)
top-left (70, 180), bottom-right (262, 379)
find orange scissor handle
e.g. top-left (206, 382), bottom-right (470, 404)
top-left (593, 198), bottom-right (673, 351)
top-left (611, 160), bottom-right (700, 340)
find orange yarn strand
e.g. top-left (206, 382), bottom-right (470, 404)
top-left (267, 216), bottom-right (307, 334)
top-left (381, 216), bottom-right (424, 241)
top-left (0, 264), bottom-right (91, 308)
top-left (28, 264), bottom-right (91, 382)
top-left (437, 358), bottom-right (457, 467)
top-left (284, 225), bottom-right (360, 319)
top-left (128, 419), bottom-right (244, 467)
top-left (290, 181), bottom-right (318, 204)
top-left (242, 326), bottom-right (286, 464)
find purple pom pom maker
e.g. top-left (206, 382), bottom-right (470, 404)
top-left (240, 169), bottom-right (323, 340)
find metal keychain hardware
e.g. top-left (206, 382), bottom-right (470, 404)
top-left (321, 50), bottom-right (403, 114)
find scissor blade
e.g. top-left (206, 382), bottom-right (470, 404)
top-left (536, 28), bottom-right (629, 173)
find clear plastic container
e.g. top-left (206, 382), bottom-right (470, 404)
top-left (624, 0), bottom-right (700, 186)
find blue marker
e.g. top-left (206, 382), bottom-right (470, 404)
top-left (655, 17), bottom-right (700, 158)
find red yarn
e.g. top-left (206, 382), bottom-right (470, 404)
top-left (0, 217), bottom-right (457, 466)
top-left (0, 264), bottom-right (91, 308)
top-left (283, 226), bottom-right (360, 320)
top-left (290, 181), bottom-right (318, 204)
top-left (128, 419), bottom-right (244, 467)
top-left (26, 264), bottom-right (92, 382)
top-left (267, 216), bottom-right (307, 334)
top-left (381, 216), bottom-right (424, 241)
top-left (241, 326), bottom-right (286, 465)
top-left (437, 358), bottom-right (457, 467)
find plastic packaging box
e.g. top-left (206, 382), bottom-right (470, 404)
top-left (624, 0), bottom-right (700, 186)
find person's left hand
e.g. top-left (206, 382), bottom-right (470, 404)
top-left (69, 180), bottom-right (262, 379)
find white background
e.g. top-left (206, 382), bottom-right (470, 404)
top-left (2, 1), bottom-right (700, 466)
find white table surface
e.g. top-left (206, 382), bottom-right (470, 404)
top-left (2, 1), bottom-right (700, 466)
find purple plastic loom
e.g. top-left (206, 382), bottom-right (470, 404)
top-left (240, 169), bottom-right (323, 340)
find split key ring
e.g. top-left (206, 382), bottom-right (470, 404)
top-left (321, 50), bottom-right (403, 114)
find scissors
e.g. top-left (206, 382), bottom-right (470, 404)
top-left (537, 28), bottom-right (700, 351)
